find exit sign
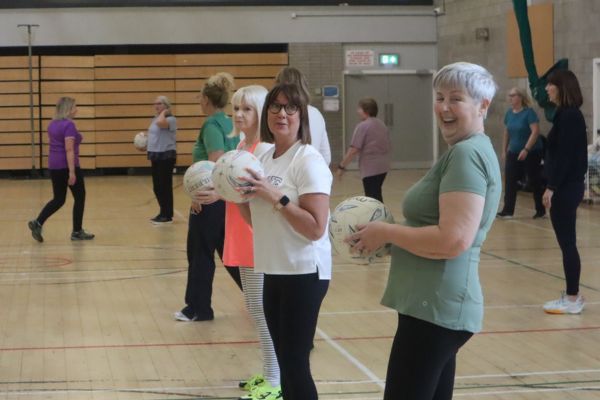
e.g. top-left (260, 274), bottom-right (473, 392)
top-left (379, 53), bottom-right (399, 66)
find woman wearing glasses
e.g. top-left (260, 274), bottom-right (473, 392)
top-left (497, 87), bottom-right (545, 219)
top-left (238, 83), bottom-right (332, 400)
top-left (146, 95), bottom-right (177, 224)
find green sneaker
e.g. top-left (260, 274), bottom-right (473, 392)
top-left (252, 385), bottom-right (282, 400)
top-left (238, 374), bottom-right (266, 392)
top-left (238, 383), bottom-right (282, 400)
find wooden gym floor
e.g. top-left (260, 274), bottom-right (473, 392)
top-left (0, 169), bottom-right (599, 399)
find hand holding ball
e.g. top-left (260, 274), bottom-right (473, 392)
top-left (329, 196), bottom-right (394, 265)
top-left (212, 150), bottom-right (265, 203)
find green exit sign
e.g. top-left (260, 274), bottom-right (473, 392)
top-left (379, 53), bottom-right (399, 66)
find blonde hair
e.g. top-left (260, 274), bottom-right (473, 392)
top-left (201, 72), bottom-right (234, 108)
top-left (230, 85), bottom-right (268, 138)
top-left (54, 97), bottom-right (76, 120)
top-left (510, 87), bottom-right (532, 108)
top-left (155, 95), bottom-right (173, 116)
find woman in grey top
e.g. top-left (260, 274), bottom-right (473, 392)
top-left (147, 95), bottom-right (177, 224)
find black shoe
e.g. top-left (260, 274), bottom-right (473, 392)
top-left (150, 216), bottom-right (173, 225)
top-left (496, 211), bottom-right (513, 219)
top-left (28, 220), bottom-right (43, 243)
top-left (532, 211), bottom-right (546, 219)
top-left (71, 229), bottom-right (95, 241)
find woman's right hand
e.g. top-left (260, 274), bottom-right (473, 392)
top-left (68, 171), bottom-right (76, 186)
top-left (191, 200), bottom-right (202, 214)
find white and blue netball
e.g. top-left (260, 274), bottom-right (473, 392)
top-left (183, 160), bottom-right (215, 198)
top-left (133, 131), bottom-right (147, 151)
top-left (212, 150), bottom-right (264, 203)
top-left (329, 196), bottom-right (395, 265)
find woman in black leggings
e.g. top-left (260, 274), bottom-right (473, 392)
top-left (349, 62), bottom-right (501, 400)
top-left (28, 97), bottom-right (94, 242)
top-left (542, 70), bottom-right (588, 315)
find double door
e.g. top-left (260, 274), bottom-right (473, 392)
top-left (344, 72), bottom-right (435, 169)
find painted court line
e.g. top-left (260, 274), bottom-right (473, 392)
top-left (456, 367), bottom-right (600, 380)
top-left (454, 385), bottom-right (600, 397)
top-left (316, 327), bottom-right (385, 390)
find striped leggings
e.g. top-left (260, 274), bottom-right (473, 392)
top-left (239, 267), bottom-right (280, 386)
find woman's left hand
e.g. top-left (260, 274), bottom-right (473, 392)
top-left (346, 221), bottom-right (389, 255)
top-left (542, 188), bottom-right (554, 210)
top-left (193, 188), bottom-right (220, 205)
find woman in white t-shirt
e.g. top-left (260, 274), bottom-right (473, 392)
top-left (276, 66), bottom-right (331, 165)
top-left (238, 83), bottom-right (332, 400)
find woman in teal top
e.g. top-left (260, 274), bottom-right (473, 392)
top-left (497, 87), bottom-right (545, 219)
top-left (174, 72), bottom-right (240, 322)
top-left (349, 62), bottom-right (501, 400)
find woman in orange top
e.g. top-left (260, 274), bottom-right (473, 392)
top-left (223, 85), bottom-right (280, 399)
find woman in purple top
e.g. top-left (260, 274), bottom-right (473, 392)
top-left (337, 97), bottom-right (392, 202)
top-left (28, 97), bottom-right (94, 242)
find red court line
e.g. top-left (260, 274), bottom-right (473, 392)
top-left (1, 325), bottom-right (598, 353)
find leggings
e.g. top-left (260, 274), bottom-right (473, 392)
top-left (37, 167), bottom-right (86, 232)
top-left (263, 272), bottom-right (329, 400)
top-left (501, 150), bottom-right (545, 214)
top-left (384, 314), bottom-right (473, 400)
top-left (184, 201), bottom-right (225, 319)
top-left (362, 172), bottom-right (387, 203)
top-left (240, 267), bottom-right (279, 386)
top-left (151, 158), bottom-right (175, 219)
top-left (550, 181), bottom-right (584, 296)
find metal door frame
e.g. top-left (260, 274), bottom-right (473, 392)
top-left (342, 69), bottom-right (438, 167)
top-left (593, 58), bottom-right (600, 139)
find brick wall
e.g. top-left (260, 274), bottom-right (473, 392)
top-left (436, 0), bottom-right (600, 154)
top-left (289, 43), bottom-right (344, 165)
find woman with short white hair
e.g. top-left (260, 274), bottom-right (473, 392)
top-left (349, 62), bottom-right (501, 399)
top-left (146, 95), bottom-right (177, 224)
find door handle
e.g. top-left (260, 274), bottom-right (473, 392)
top-left (384, 103), bottom-right (391, 126)
top-left (388, 103), bottom-right (394, 127)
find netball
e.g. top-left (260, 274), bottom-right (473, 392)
top-left (212, 150), bottom-right (264, 203)
top-left (329, 196), bottom-right (394, 265)
top-left (183, 160), bottom-right (215, 198)
top-left (133, 131), bottom-right (147, 151)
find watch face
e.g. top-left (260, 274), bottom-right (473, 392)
top-left (280, 195), bottom-right (290, 206)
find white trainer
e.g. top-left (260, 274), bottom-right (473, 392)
top-left (543, 292), bottom-right (585, 314)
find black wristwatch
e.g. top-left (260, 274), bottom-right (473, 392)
top-left (274, 195), bottom-right (290, 211)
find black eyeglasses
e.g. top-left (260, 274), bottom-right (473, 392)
top-left (268, 102), bottom-right (299, 115)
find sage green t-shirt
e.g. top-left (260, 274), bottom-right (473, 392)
top-left (192, 112), bottom-right (238, 162)
top-left (381, 134), bottom-right (501, 333)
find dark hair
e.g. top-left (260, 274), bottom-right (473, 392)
top-left (201, 72), bottom-right (234, 108)
top-left (275, 67), bottom-right (311, 103)
top-left (547, 70), bottom-right (583, 108)
top-left (358, 97), bottom-right (378, 117)
top-left (260, 83), bottom-right (311, 145)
